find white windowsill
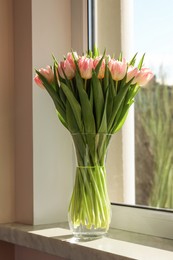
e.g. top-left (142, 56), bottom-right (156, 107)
top-left (0, 222), bottom-right (173, 260)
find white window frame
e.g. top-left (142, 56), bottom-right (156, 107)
top-left (93, 0), bottom-right (173, 240)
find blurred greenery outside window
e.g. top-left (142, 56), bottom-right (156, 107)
top-left (134, 0), bottom-right (173, 209)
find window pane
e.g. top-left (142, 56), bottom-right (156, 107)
top-left (134, 0), bottom-right (173, 209)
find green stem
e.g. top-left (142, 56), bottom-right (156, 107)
top-left (68, 165), bottom-right (110, 230)
top-left (84, 79), bottom-right (87, 91)
top-left (115, 80), bottom-right (118, 94)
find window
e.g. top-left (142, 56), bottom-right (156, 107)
top-left (134, 0), bottom-right (173, 211)
top-left (92, 0), bottom-right (173, 239)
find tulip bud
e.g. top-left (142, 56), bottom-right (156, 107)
top-left (108, 58), bottom-right (127, 81)
top-left (34, 75), bottom-right (44, 89)
top-left (93, 57), bottom-right (105, 79)
top-left (66, 52), bottom-right (77, 71)
top-left (135, 68), bottom-right (154, 87)
top-left (67, 52), bottom-right (78, 64)
top-left (34, 65), bottom-right (54, 89)
top-left (78, 57), bottom-right (93, 79)
top-left (126, 65), bottom-right (139, 83)
top-left (58, 52), bottom-right (76, 80)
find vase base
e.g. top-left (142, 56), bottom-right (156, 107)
top-left (73, 231), bottom-right (106, 241)
top-left (69, 223), bottom-right (108, 241)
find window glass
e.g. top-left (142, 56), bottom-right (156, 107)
top-left (134, 0), bottom-right (173, 210)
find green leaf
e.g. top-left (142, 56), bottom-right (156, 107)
top-left (118, 52), bottom-right (122, 61)
top-left (113, 103), bottom-right (133, 133)
top-left (66, 100), bottom-right (79, 133)
top-left (103, 64), bottom-right (109, 94)
top-left (92, 71), bottom-right (104, 131)
top-left (125, 84), bottom-right (140, 102)
top-left (109, 71), bottom-right (116, 96)
top-left (89, 83), bottom-right (94, 110)
top-left (35, 70), bottom-right (66, 120)
top-left (110, 98), bottom-right (132, 133)
top-left (71, 134), bottom-right (86, 166)
top-left (61, 82), bottom-right (83, 132)
top-left (89, 50), bottom-right (93, 57)
top-left (98, 88), bottom-right (109, 133)
top-left (75, 71), bottom-right (96, 133)
top-left (95, 49), bottom-right (106, 76)
top-left (93, 45), bottom-right (99, 57)
top-left (138, 53), bottom-right (145, 70)
top-left (108, 77), bottom-right (134, 132)
top-left (56, 111), bottom-right (68, 129)
top-left (53, 99), bottom-right (66, 121)
top-left (112, 99), bottom-right (125, 127)
top-left (106, 71), bottom-right (115, 124)
top-left (59, 87), bottom-right (66, 106)
top-left (107, 95), bottom-right (113, 126)
top-left (114, 112), bottom-right (128, 133)
top-left (129, 53), bottom-right (138, 66)
top-left (52, 54), bottom-right (58, 66)
top-left (53, 62), bottom-right (59, 92)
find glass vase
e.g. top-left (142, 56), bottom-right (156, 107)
top-left (68, 133), bottom-right (112, 239)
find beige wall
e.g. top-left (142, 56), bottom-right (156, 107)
top-left (71, 0), bottom-right (87, 53)
top-left (0, 0), bottom-right (15, 223)
top-left (32, 0), bottom-right (74, 225)
top-left (0, 0), bottom-right (74, 224)
top-left (0, 0), bottom-right (128, 225)
top-left (96, 0), bottom-right (121, 54)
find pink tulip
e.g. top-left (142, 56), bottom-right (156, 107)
top-left (126, 65), bottom-right (139, 83)
top-left (108, 58), bottom-right (127, 81)
top-left (58, 53), bottom-right (76, 80)
top-left (34, 65), bottom-right (54, 89)
top-left (93, 57), bottom-right (105, 79)
top-left (34, 75), bottom-right (44, 89)
top-left (135, 68), bottom-right (154, 87)
top-left (66, 52), bottom-right (78, 66)
top-left (78, 57), bottom-right (93, 79)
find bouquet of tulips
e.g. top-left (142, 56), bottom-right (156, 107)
top-left (34, 49), bottom-right (153, 135)
top-left (34, 48), bottom-right (153, 234)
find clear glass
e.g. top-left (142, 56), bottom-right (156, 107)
top-left (134, 0), bottom-right (173, 210)
top-left (135, 83), bottom-right (173, 208)
top-left (68, 133), bottom-right (112, 239)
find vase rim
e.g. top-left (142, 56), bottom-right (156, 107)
top-left (71, 132), bottom-right (112, 136)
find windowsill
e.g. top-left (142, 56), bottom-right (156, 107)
top-left (0, 222), bottom-right (173, 260)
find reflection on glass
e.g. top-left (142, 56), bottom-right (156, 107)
top-left (134, 0), bottom-right (173, 209)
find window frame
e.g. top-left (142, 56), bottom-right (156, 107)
top-left (89, 0), bottom-right (173, 240)
top-left (111, 203), bottom-right (173, 239)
